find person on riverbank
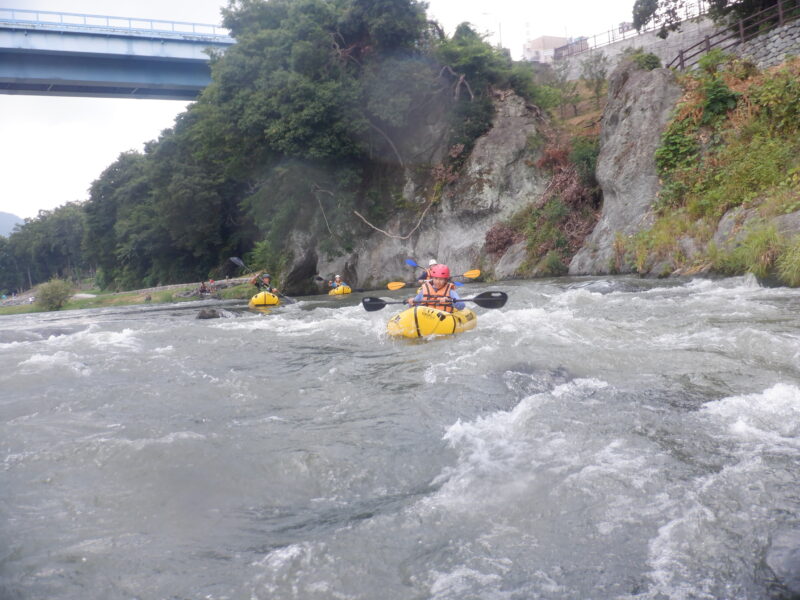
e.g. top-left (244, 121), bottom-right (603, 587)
top-left (407, 264), bottom-right (464, 312)
top-left (328, 275), bottom-right (349, 289)
top-left (417, 259), bottom-right (438, 283)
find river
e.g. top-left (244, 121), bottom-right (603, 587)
top-left (2, 275), bottom-right (799, 599)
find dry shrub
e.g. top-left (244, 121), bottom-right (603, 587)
top-left (484, 223), bottom-right (522, 255)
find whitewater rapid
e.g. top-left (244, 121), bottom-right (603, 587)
top-left (1, 275), bottom-right (799, 599)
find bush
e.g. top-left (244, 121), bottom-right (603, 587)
top-left (730, 225), bottom-right (783, 279)
top-left (36, 278), bottom-right (73, 311)
top-left (569, 136), bottom-right (600, 189)
top-left (697, 48), bottom-right (729, 75)
top-left (777, 236), bottom-right (800, 286)
top-left (484, 223), bottom-right (519, 255)
top-left (700, 76), bottom-right (740, 125)
top-left (630, 51), bottom-right (661, 71)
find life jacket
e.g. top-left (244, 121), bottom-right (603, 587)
top-left (420, 281), bottom-right (456, 313)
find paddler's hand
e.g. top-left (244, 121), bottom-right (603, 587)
top-left (406, 298), bottom-right (415, 306)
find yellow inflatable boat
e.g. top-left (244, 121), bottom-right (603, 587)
top-left (249, 291), bottom-right (280, 306)
top-left (386, 306), bottom-right (477, 338)
top-left (328, 285), bottom-right (352, 296)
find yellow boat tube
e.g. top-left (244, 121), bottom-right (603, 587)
top-left (386, 306), bottom-right (477, 338)
top-left (249, 291), bottom-right (280, 306)
top-left (328, 285), bottom-right (352, 295)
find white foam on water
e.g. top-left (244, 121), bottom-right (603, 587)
top-left (39, 325), bottom-right (142, 351)
top-left (424, 378), bottom-right (612, 513)
top-left (216, 305), bottom-right (386, 340)
top-left (429, 566), bottom-right (502, 599)
top-left (248, 542), bottom-right (320, 597)
top-left (640, 384), bottom-right (800, 599)
top-left (17, 350), bottom-right (92, 376)
top-left (94, 430), bottom-right (206, 453)
top-left (702, 383), bottom-right (800, 451)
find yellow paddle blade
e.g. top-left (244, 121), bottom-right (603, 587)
top-left (462, 269), bottom-right (481, 279)
top-left (386, 281), bottom-right (406, 290)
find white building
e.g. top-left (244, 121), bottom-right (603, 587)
top-left (522, 36), bottom-right (570, 63)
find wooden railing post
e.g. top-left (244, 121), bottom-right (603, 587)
top-left (704, 35), bottom-right (711, 53)
top-left (739, 19), bottom-right (745, 42)
top-left (679, 49), bottom-right (685, 70)
top-left (778, 0), bottom-right (784, 26)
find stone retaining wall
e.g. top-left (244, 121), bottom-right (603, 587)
top-left (733, 20), bottom-right (800, 69)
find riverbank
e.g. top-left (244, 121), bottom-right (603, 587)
top-left (0, 277), bottom-right (254, 316)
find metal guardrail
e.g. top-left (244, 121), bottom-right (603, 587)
top-left (554, 0), bottom-right (709, 60)
top-left (667, 0), bottom-right (800, 69)
top-left (0, 7), bottom-right (233, 42)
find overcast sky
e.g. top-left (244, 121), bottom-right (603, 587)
top-left (0, 0), bottom-right (635, 220)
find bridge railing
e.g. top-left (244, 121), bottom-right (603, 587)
top-left (0, 8), bottom-right (233, 42)
top-left (554, 0), bottom-right (709, 60)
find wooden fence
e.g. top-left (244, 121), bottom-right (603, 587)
top-left (668, 0), bottom-right (800, 69)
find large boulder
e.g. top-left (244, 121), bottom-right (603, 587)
top-left (569, 61), bottom-right (682, 275)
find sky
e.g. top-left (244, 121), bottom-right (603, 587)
top-left (0, 0), bottom-right (635, 221)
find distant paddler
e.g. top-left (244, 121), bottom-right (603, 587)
top-left (251, 272), bottom-right (279, 295)
top-left (417, 259), bottom-right (438, 283)
top-left (249, 272), bottom-right (281, 306)
top-left (328, 274), bottom-right (352, 295)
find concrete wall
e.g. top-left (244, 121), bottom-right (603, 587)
top-left (559, 17), bottom-right (719, 79)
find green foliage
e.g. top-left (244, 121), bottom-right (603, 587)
top-left (700, 76), bottom-right (739, 125)
top-left (633, 0), bottom-right (780, 37)
top-left (36, 278), bottom-right (73, 311)
top-left (655, 118), bottom-right (699, 175)
top-left (550, 59), bottom-right (581, 118)
top-left (749, 62), bottom-right (800, 134)
top-left (777, 235), bottom-right (800, 286)
top-left (569, 136), bottom-right (600, 189)
top-left (623, 47), bottom-right (662, 71)
top-left (508, 63), bottom-right (559, 110)
top-left (522, 199), bottom-right (570, 261)
top-left (2, 0), bottom-right (581, 293)
top-left (537, 250), bottom-right (569, 276)
top-left (697, 49), bottom-right (729, 75)
top-left (580, 52), bottom-right (610, 108)
top-left (632, 51), bottom-right (661, 71)
top-left (723, 225), bottom-right (783, 278)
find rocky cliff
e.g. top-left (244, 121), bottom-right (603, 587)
top-left (569, 62), bottom-right (682, 275)
top-left (300, 92), bottom-right (551, 290)
top-left (283, 55), bottom-right (799, 293)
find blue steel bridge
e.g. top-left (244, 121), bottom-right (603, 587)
top-left (0, 8), bottom-right (235, 100)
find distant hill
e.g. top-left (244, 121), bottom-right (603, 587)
top-left (0, 211), bottom-right (24, 237)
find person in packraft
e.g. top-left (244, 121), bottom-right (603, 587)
top-left (407, 264), bottom-right (465, 312)
top-left (252, 273), bottom-right (279, 295)
top-left (417, 259), bottom-right (438, 283)
top-left (328, 274), bottom-right (348, 289)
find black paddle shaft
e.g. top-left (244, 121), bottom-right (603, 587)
top-left (362, 291), bottom-right (507, 312)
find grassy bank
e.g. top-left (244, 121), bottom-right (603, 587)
top-left (0, 283), bottom-right (256, 317)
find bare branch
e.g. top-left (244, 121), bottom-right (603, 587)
top-left (353, 197), bottom-right (436, 240)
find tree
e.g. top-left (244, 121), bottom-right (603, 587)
top-left (580, 52), bottom-right (610, 108)
top-left (36, 278), bottom-right (73, 311)
top-left (552, 58), bottom-right (581, 118)
top-left (633, 0), bottom-right (780, 37)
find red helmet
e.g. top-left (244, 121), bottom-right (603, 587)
top-left (429, 264), bottom-right (450, 278)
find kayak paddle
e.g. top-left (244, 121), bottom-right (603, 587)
top-left (387, 269), bottom-right (480, 290)
top-left (231, 257), bottom-right (297, 304)
top-left (362, 291), bottom-right (507, 312)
